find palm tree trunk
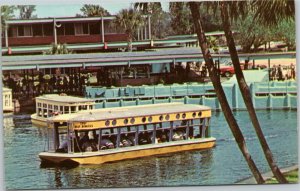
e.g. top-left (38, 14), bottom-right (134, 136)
top-left (127, 34), bottom-right (133, 52)
top-left (188, 2), bottom-right (265, 184)
top-left (219, 2), bottom-right (288, 183)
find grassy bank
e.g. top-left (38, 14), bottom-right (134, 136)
top-left (266, 169), bottom-right (298, 184)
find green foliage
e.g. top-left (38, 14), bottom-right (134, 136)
top-left (17, 5), bottom-right (37, 19)
top-left (234, 13), bottom-right (271, 52)
top-left (169, 2), bottom-right (194, 35)
top-left (1, 6), bottom-right (15, 30)
top-left (206, 36), bottom-right (219, 53)
top-left (251, 0), bottom-right (295, 26)
top-left (43, 43), bottom-right (72, 55)
top-left (274, 19), bottom-right (296, 50)
top-left (135, 3), bottom-right (170, 39)
top-left (80, 4), bottom-right (110, 17)
top-left (115, 8), bottom-right (144, 51)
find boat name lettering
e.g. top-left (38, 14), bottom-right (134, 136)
top-left (74, 122), bottom-right (94, 128)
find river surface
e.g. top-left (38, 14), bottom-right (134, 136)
top-left (3, 110), bottom-right (298, 189)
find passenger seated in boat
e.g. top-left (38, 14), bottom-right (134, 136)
top-left (127, 135), bottom-right (136, 145)
top-left (121, 135), bottom-right (133, 147)
top-left (56, 140), bottom-right (68, 153)
top-left (138, 131), bottom-right (152, 145)
top-left (82, 141), bottom-right (98, 152)
top-left (79, 132), bottom-right (90, 146)
top-left (156, 130), bottom-right (168, 143)
top-left (100, 138), bottom-right (115, 150)
top-left (172, 130), bottom-right (185, 141)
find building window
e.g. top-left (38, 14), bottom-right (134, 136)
top-left (32, 24), bottom-right (43, 36)
top-left (75, 23), bottom-right (89, 35)
top-left (43, 24), bottom-right (53, 36)
top-left (64, 23), bottom-right (75, 35)
top-left (8, 26), bottom-right (18, 37)
top-left (17, 25), bottom-right (32, 37)
top-left (89, 22), bottom-right (100, 35)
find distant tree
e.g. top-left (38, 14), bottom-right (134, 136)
top-left (274, 19), bottom-right (295, 50)
top-left (1, 6), bottom-right (15, 31)
top-left (134, 2), bottom-right (171, 39)
top-left (234, 13), bottom-right (271, 52)
top-left (44, 43), bottom-right (72, 55)
top-left (169, 2), bottom-right (194, 35)
top-left (17, 5), bottom-right (37, 19)
top-left (115, 8), bottom-right (144, 51)
top-left (80, 4), bottom-right (110, 17)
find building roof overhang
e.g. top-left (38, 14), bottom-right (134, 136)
top-left (6, 16), bottom-right (116, 25)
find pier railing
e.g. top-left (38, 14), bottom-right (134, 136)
top-left (85, 81), bottom-right (297, 110)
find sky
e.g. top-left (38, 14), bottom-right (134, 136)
top-left (5, 0), bottom-right (170, 18)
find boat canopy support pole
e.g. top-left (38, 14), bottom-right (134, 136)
top-left (169, 121), bottom-right (173, 142)
top-left (98, 129), bottom-right (102, 150)
top-left (152, 124), bottom-right (157, 144)
top-left (116, 128), bottom-right (121, 148)
top-left (53, 123), bottom-right (60, 150)
top-left (186, 120), bottom-right (190, 140)
top-left (135, 126), bottom-right (139, 145)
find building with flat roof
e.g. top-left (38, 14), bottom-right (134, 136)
top-left (1, 16), bottom-right (154, 55)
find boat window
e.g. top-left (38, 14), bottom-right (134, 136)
top-left (71, 106), bottom-right (76, 113)
top-left (64, 106), bottom-right (70, 113)
top-left (43, 103), bottom-right (47, 108)
top-left (54, 105), bottom-right (59, 111)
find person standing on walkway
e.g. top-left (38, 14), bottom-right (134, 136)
top-left (63, 76), bottom-right (68, 92)
top-left (277, 65), bottom-right (283, 81)
top-left (290, 63), bottom-right (295, 80)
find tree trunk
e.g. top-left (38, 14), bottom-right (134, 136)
top-left (219, 2), bottom-right (288, 183)
top-left (189, 2), bottom-right (265, 184)
top-left (127, 34), bottom-right (133, 52)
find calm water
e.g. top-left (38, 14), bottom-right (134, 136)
top-left (3, 110), bottom-right (298, 189)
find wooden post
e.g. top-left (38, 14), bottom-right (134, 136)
top-left (144, 23), bottom-right (147, 39)
top-left (101, 17), bottom-right (105, 43)
top-left (53, 18), bottom-right (57, 45)
top-left (148, 15), bottom-right (151, 40)
top-left (5, 27), bottom-right (8, 47)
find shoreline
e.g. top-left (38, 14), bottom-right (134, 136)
top-left (236, 165), bottom-right (298, 184)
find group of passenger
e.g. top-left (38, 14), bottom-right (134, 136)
top-left (58, 128), bottom-right (192, 153)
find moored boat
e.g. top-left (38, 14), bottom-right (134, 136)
top-left (31, 94), bottom-right (96, 127)
top-left (39, 103), bottom-right (216, 167)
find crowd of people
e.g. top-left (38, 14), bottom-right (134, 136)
top-left (3, 72), bottom-right (93, 99)
top-left (269, 63), bottom-right (296, 81)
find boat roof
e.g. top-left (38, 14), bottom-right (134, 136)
top-left (3, 87), bottom-right (12, 92)
top-left (36, 94), bottom-right (95, 103)
top-left (49, 103), bottom-right (211, 123)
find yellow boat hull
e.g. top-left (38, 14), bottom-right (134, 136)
top-left (31, 114), bottom-right (47, 127)
top-left (39, 138), bottom-right (216, 166)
